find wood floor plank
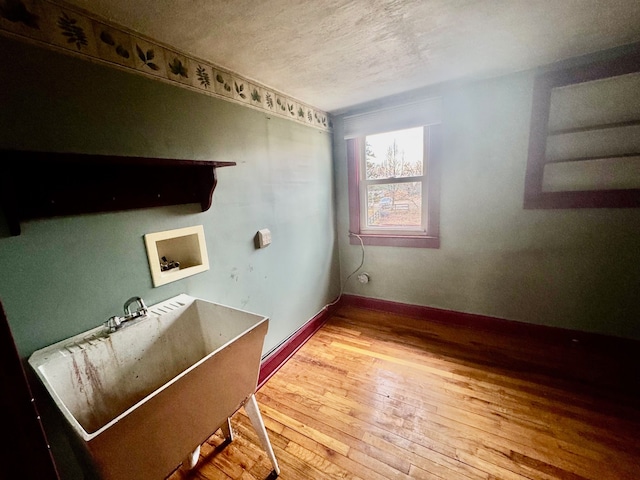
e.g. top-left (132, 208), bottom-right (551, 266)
top-left (168, 304), bottom-right (640, 480)
top-left (287, 351), bottom-right (609, 478)
top-left (257, 401), bottom-right (351, 457)
top-left (279, 424), bottom-right (386, 480)
top-left (362, 431), bottom-right (486, 480)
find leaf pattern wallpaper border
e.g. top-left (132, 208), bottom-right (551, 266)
top-left (0, 0), bottom-right (332, 131)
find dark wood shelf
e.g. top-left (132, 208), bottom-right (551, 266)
top-left (547, 119), bottom-right (640, 136)
top-left (524, 48), bottom-right (640, 209)
top-left (0, 150), bottom-right (236, 235)
top-left (546, 152), bottom-right (640, 164)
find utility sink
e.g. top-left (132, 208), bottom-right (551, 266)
top-left (29, 294), bottom-right (279, 479)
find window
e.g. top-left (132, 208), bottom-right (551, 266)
top-left (347, 124), bottom-right (441, 248)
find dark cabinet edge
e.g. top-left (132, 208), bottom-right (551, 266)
top-left (0, 150), bottom-right (236, 236)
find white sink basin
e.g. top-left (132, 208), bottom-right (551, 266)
top-left (29, 294), bottom-right (272, 479)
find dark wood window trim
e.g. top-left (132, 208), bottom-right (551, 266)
top-left (524, 50), bottom-right (640, 209)
top-left (347, 124), bottom-right (441, 248)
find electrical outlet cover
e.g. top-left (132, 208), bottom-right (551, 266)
top-left (257, 228), bottom-right (271, 248)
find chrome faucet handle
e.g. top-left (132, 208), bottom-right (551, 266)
top-left (124, 296), bottom-right (148, 317)
top-left (105, 315), bottom-right (123, 333)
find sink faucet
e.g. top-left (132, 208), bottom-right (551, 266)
top-left (105, 296), bottom-right (149, 333)
top-left (124, 296), bottom-right (148, 318)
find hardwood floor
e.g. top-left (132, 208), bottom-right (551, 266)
top-left (168, 304), bottom-right (640, 480)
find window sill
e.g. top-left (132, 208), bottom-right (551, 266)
top-left (350, 233), bottom-right (440, 248)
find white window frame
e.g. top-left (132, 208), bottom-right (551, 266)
top-left (346, 124), bottom-right (441, 249)
top-left (358, 127), bottom-right (429, 236)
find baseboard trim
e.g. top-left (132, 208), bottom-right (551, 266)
top-left (257, 294), bottom-right (638, 390)
top-left (257, 299), bottom-right (340, 390)
top-left (341, 294), bottom-right (639, 351)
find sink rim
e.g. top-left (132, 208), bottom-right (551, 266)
top-left (28, 294), bottom-right (268, 440)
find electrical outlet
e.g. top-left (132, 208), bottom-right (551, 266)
top-left (357, 273), bottom-right (370, 284)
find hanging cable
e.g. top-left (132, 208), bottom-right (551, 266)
top-left (326, 232), bottom-right (365, 307)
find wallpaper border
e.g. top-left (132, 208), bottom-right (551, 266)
top-left (0, 0), bottom-right (332, 131)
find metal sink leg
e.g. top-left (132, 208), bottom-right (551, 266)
top-left (245, 394), bottom-right (280, 476)
top-left (221, 417), bottom-right (234, 443)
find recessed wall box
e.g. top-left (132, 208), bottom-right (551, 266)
top-left (144, 225), bottom-right (209, 287)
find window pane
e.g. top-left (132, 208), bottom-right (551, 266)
top-left (365, 127), bottom-right (423, 180)
top-left (366, 183), bottom-right (422, 228)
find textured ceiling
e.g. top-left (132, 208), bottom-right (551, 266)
top-left (63, 0), bottom-right (640, 113)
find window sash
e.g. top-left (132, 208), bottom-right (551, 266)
top-left (358, 130), bottom-right (429, 235)
top-left (363, 176), bottom-right (423, 186)
top-left (346, 123), bottom-right (441, 249)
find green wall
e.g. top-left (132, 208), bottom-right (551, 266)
top-left (0, 36), bottom-right (338, 478)
top-left (334, 72), bottom-right (640, 340)
top-left (0, 35), bottom-right (339, 357)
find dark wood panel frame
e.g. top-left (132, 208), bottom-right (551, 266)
top-left (524, 51), bottom-right (640, 209)
top-left (0, 150), bottom-right (236, 235)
